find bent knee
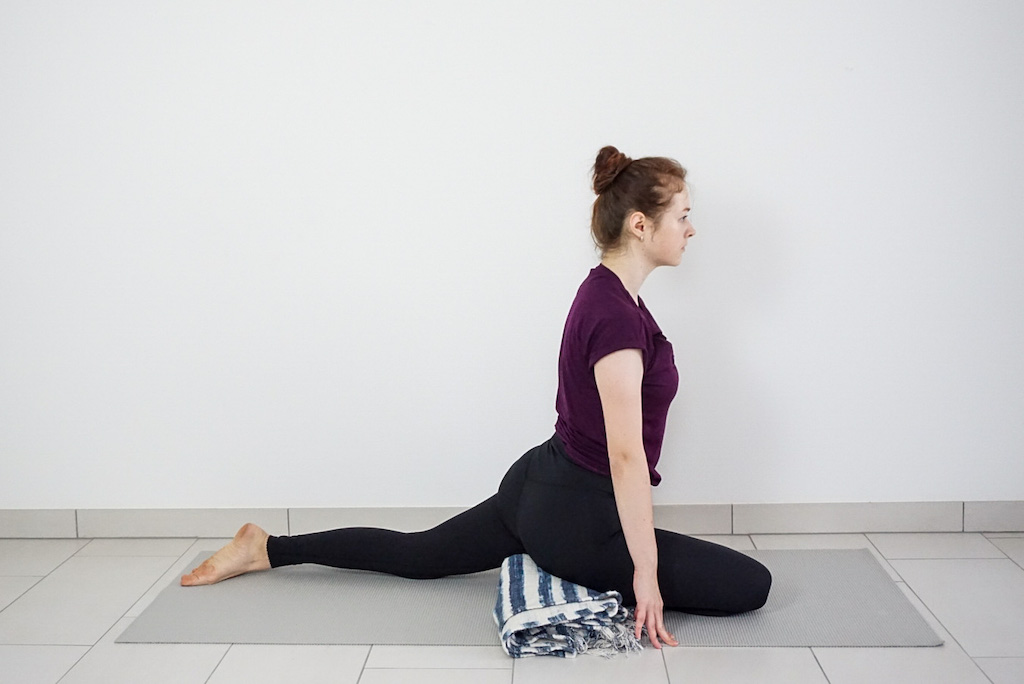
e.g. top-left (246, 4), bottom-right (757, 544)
top-left (708, 554), bottom-right (773, 615)
top-left (745, 559), bottom-right (772, 611)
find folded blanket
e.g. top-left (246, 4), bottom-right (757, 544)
top-left (493, 554), bottom-right (642, 658)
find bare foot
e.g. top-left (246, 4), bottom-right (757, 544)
top-left (180, 523), bottom-right (271, 586)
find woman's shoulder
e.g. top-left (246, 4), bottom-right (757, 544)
top-left (575, 264), bottom-right (633, 302)
top-left (567, 267), bottom-right (644, 335)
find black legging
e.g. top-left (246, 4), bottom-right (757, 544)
top-left (267, 435), bottom-right (771, 616)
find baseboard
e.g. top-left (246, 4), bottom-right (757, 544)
top-left (0, 509), bottom-right (78, 538)
top-left (76, 508), bottom-right (290, 539)
top-left (1, 501), bottom-right (1021, 538)
top-left (964, 501), bottom-right (1024, 532)
top-left (732, 502), bottom-right (964, 534)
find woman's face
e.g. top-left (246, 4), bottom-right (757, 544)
top-left (647, 189), bottom-right (695, 267)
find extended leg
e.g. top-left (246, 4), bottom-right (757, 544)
top-left (266, 494), bottom-right (525, 579)
top-left (182, 443), bottom-right (541, 587)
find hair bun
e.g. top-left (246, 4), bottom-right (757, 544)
top-left (592, 146), bottom-right (632, 195)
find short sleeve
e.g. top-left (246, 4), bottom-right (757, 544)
top-left (584, 306), bottom-right (647, 369)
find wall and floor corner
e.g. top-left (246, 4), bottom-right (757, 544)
top-left (2, 3), bottom-right (1023, 522)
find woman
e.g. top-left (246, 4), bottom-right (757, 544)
top-left (181, 146), bottom-right (772, 649)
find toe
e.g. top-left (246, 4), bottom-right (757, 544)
top-left (180, 562), bottom-right (211, 586)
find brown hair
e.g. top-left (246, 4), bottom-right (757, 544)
top-left (590, 146), bottom-right (687, 254)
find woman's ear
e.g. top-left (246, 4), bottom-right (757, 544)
top-left (625, 210), bottom-right (646, 242)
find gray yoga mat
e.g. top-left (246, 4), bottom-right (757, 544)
top-left (118, 548), bottom-right (942, 647)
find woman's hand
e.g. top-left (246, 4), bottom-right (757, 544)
top-left (632, 569), bottom-right (678, 649)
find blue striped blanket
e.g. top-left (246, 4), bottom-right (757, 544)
top-left (493, 554), bottom-right (642, 658)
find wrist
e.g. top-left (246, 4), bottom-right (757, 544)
top-left (633, 562), bottom-right (658, 576)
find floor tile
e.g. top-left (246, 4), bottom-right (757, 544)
top-left (0, 645), bottom-right (89, 684)
top-left (974, 657), bottom-right (1024, 684)
top-left (0, 576), bottom-right (40, 611)
top-left (75, 538), bottom-right (196, 557)
top-left (359, 669), bottom-right (511, 684)
top-left (990, 538), bottom-right (1024, 568)
top-left (206, 644), bottom-right (369, 684)
top-left (693, 535), bottom-right (755, 551)
top-left (750, 534), bottom-right (901, 580)
top-left (867, 533), bottom-right (1005, 559)
top-left (986, 532), bottom-right (1024, 539)
top-left (663, 647), bottom-right (827, 683)
top-left (365, 645), bottom-right (511, 669)
top-left (512, 646), bottom-right (667, 683)
top-left (0, 539), bottom-right (90, 575)
top-left (812, 583), bottom-right (990, 683)
top-left (0, 555), bottom-right (176, 645)
top-left (124, 539), bottom-right (230, 618)
top-left (892, 559), bottom-right (1024, 657)
top-left (814, 642), bottom-right (989, 683)
top-left (60, 618), bottom-right (228, 684)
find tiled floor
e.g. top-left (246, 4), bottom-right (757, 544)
top-left (1, 533), bottom-right (1023, 683)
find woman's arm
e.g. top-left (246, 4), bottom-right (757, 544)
top-left (594, 348), bottom-right (678, 649)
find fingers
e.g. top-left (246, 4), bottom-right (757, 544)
top-left (658, 620), bottom-right (678, 647)
top-left (635, 605), bottom-right (663, 649)
top-left (633, 604), bottom-right (678, 649)
top-left (653, 608), bottom-right (677, 647)
top-left (648, 614), bottom-right (662, 649)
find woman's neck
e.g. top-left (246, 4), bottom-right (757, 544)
top-left (600, 251), bottom-right (654, 305)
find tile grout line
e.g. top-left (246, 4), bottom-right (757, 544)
top-left (41, 545), bottom-right (193, 672)
top-left (890, 543), bottom-right (1024, 678)
top-left (990, 541), bottom-right (1024, 573)
top-left (111, 553), bottom-right (186, 630)
top-left (56, 609), bottom-right (139, 683)
top-left (54, 645), bottom-right (92, 684)
top-left (661, 644), bottom-right (672, 684)
top-left (863, 535), bottom-right (904, 582)
top-left (203, 643), bottom-right (234, 684)
top-left (355, 644), bottom-right (374, 684)
top-left (972, 656), bottom-right (998, 684)
top-left (895, 573), bottom-right (976, 659)
top-left (809, 647), bottom-right (833, 684)
top-left (0, 575), bottom-right (45, 618)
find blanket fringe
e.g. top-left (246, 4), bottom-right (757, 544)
top-left (574, 621), bottom-right (644, 658)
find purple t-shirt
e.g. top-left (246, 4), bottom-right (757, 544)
top-left (554, 264), bottom-right (679, 485)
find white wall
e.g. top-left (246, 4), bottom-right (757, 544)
top-left (1, 1), bottom-right (1022, 509)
